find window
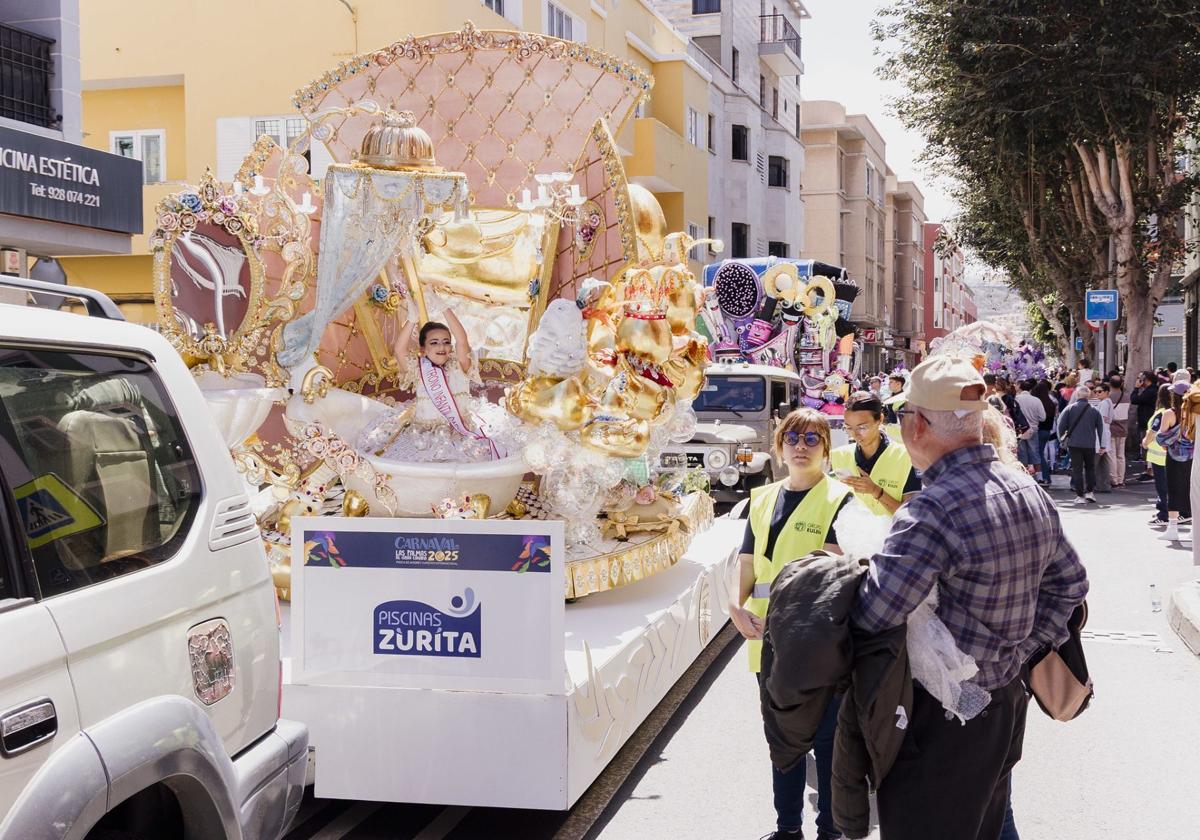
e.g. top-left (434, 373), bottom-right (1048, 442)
top-left (837, 150), bottom-right (846, 192)
top-left (731, 223), bottom-right (749, 258)
top-left (731, 124), bottom-right (749, 161)
top-left (546, 1), bottom-right (574, 40)
top-left (687, 222), bottom-right (703, 258)
top-left (484, 0), bottom-right (505, 13)
top-left (759, 74), bottom-right (766, 108)
top-left (731, 47), bottom-right (739, 84)
top-left (768, 155), bottom-right (789, 188)
top-left (686, 107), bottom-right (701, 147)
top-left (0, 346), bottom-right (202, 599)
top-left (865, 162), bottom-right (876, 198)
top-left (770, 380), bottom-right (789, 414)
top-left (866, 219), bottom-right (875, 260)
top-left (254, 117), bottom-right (307, 150)
top-left (772, 88), bottom-right (779, 120)
top-left (795, 108), bottom-right (801, 139)
top-left (768, 241), bottom-right (789, 258)
top-left (707, 113), bottom-right (716, 152)
top-left (692, 0), bottom-right (720, 11)
top-left (695, 376), bottom-right (765, 413)
top-left (111, 130), bottom-right (165, 185)
top-left (707, 216), bottom-right (717, 253)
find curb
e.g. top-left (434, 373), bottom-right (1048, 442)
top-left (1168, 581), bottom-right (1200, 656)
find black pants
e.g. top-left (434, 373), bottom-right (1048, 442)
top-left (877, 676), bottom-right (1029, 840)
top-left (1166, 456), bottom-right (1193, 517)
top-left (1069, 446), bottom-right (1097, 495)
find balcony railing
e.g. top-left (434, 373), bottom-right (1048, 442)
top-left (760, 14), bottom-right (802, 63)
top-left (0, 22), bottom-right (55, 128)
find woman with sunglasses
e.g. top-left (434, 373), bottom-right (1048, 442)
top-left (730, 408), bottom-right (852, 840)
top-left (830, 391), bottom-right (921, 517)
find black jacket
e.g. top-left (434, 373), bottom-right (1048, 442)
top-left (832, 626), bottom-right (912, 839)
top-left (1130, 385), bottom-right (1158, 428)
top-left (759, 552), bottom-right (912, 840)
top-left (759, 552), bottom-right (862, 771)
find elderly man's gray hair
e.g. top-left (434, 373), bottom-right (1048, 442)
top-left (921, 407), bottom-right (983, 439)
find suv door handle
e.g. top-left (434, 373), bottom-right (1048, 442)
top-left (0, 699), bottom-right (57, 757)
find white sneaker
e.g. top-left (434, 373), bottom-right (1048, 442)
top-left (1085, 492), bottom-right (1096, 503)
top-left (1162, 523), bottom-right (1180, 541)
top-left (1074, 496), bottom-right (1087, 504)
top-left (1180, 517), bottom-right (1193, 526)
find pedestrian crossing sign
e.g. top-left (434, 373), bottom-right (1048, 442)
top-left (13, 473), bottom-right (104, 549)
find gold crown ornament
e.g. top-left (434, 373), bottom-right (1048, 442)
top-left (357, 109), bottom-right (439, 171)
top-left (615, 309), bottom-right (673, 365)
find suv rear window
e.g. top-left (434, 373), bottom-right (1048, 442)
top-left (0, 346), bottom-right (201, 598)
top-left (694, 376), bottom-right (766, 413)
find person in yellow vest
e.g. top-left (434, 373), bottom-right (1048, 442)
top-left (729, 408), bottom-right (852, 840)
top-left (831, 391), bottom-right (921, 517)
top-left (881, 373), bottom-right (907, 440)
top-left (1142, 390), bottom-right (1171, 528)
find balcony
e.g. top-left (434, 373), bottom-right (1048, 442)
top-left (0, 22), bottom-right (55, 129)
top-left (625, 118), bottom-right (706, 194)
top-left (759, 14), bottom-right (804, 77)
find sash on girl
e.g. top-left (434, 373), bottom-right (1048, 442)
top-left (418, 356), bottom-right (501, 459)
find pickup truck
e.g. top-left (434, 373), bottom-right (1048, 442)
top-left (0, 278), bottom-right (307, 840)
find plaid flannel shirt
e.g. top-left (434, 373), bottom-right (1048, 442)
top-left (851, 445), bottom-right (1089, 691)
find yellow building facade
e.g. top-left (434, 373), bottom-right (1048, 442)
top-left (65, 0), bottom-right (711, 321)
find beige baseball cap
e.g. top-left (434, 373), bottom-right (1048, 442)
top-left (903, 356), bottom-right (988, 413)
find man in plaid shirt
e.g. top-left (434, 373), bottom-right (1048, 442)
top-left (853, 356), bottom-right (1089, 840)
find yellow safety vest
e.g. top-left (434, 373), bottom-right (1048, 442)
top-left (830, 440), bottom-right (913, 517)
top-left (1148, 408), bottom-right (1167, 467)
top-left (883, 398), bottom-right (904, 443)
top-left (744, 476), bottom-right (852, 672)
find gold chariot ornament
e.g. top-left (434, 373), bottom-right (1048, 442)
top-left (355, 109), bottom-right (440, 171)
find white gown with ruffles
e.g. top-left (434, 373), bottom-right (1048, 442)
top-left (357, 355), bottom-right (508, 463)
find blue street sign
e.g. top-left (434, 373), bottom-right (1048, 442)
top-left (1085, 290), bottom-right (1119, 322)
top-left (1075, 336), bottom-right (1084, 352)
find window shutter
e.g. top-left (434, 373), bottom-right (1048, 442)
top-left (215, 117), bottom-right (254, 181)
top-left (309, 136), bottom-right (335, 181)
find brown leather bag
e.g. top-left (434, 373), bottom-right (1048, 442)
top-left (1028, 602), bottom-right (1093, 721)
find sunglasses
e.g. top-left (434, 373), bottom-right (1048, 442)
top-left (783, 430), bottom-right (822, 448)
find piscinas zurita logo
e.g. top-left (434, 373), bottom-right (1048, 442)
top-left (373, 588), bottom-right (481, 658)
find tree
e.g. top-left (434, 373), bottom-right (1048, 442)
top-left (877, 0), bottom-right (1200, 375)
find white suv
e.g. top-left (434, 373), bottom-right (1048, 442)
top-left (0, 279), bottom-right (306, 840)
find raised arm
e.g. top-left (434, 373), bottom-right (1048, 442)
top-left (442, 306), bottom-right (473, 372)
top-left (392, 299), bottom-right (419, 376)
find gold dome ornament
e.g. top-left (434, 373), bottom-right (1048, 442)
top-left (341, 490), bottom-right (371, 517)
top-left (357, 109), bottom-right (439, 171)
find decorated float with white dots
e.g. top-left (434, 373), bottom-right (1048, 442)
top-left (151, 23), bottom-right (741, 810)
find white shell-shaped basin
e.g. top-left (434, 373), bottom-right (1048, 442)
top-left (195, 371), bottom-right (287, 448)
top-left (286, 386), bottom-right (528, 517)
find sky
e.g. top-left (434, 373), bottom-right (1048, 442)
top-left (799, 1), bottom-right (958, 223)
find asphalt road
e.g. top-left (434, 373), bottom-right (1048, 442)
top-left (285, 476), bottom-right (1200, 839)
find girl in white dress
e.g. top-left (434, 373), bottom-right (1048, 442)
top-left (358, 294), bottom-right (504, 463)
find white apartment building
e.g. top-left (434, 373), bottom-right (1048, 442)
top-left (650, 0), bottom-right (810, 261)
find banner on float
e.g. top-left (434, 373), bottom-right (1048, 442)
top-left (290, 516), bottom-right (565, 695)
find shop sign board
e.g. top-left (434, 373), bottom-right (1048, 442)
top-left (291, 517), bottom-right (565, 695)
top-left (0, 125), bottom-right (142, 234)
top-left (1085, 289), bottom-right (1119, 322)
top-left (861, 328), bottom-right (878, 343)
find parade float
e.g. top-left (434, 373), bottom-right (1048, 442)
top-left (151, 24), bottom-right (742, 809)
top-left (699, 256), bottom-right (860, 415)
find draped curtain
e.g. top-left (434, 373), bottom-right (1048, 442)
top-left (278, 165), bottom-right (467, 370)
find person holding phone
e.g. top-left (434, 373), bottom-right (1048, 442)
top-left (730, 409), bottom-right (852, 840)
top-left (831, 391), bottom-right (921, 516)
